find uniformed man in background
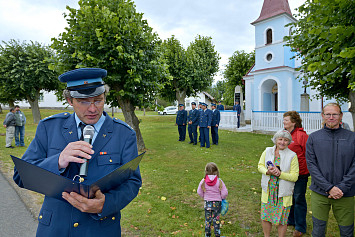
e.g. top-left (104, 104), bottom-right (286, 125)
top-left (187, 102), bottom-right (200, 145)
top-left (211, 103), bottom-right (221, 145)
top-left (176, 104), bottom-right (187, 141)
top-left (198, 103), bottom-right (212, 148)
top-left (233, 100), bottom-right (241, 128)
top-left (198, 102), bottom-right (203, 142)
top-left (217, 101), bottom-right (224, 111)
top-left (13, 68), bottom-right (141, 237)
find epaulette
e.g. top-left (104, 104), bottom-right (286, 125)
top-left (42, 112), bottom-right (71, 121)
top-left (112, 117), bottom-right (135, 132)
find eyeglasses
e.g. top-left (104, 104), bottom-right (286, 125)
top-left (77, 100), bottom-right (104, 107)
top-left (323, 113), bottom-right (340, 118)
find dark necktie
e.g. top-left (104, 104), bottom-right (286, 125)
top-left (79, 122), bottom-right (86, 141)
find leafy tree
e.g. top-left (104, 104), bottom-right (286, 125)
top-left (0, 40), bottom-right (60, 123)
top-left (285, 0), bottom-right (355, 127)
top-left (223, 50), bottom-right (255, 105)
top-left (50, 0), bottom-right (169, 150)
top-left (161, 35), bottom-right (220, 104)
top-left (206, 80), bottom-right (226, 102)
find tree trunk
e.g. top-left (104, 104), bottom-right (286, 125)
top-left (27, 94), bottom-right (41, 124)
top-left (8, 100), bottom-right (15, 108)
top-left (0, 104), bottom-right (2, 114)
top-left (176, 88), bottom-right (186, 105)
top-left (116, 97), bottom-right (145, 151)
top-left (348, 91), bottom-right (355, 131)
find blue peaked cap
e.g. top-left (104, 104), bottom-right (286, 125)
top-left (59, 68), bottom-right (107, 98)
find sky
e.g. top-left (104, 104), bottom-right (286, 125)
top-left (0, 0), bottom-right (305, 81)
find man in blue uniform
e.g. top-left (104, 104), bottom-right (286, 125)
top-left (13, 68), bottom-right (141, 237)
top-left (176, 104), bottom-right (187, 141)
top-left (233, 101), bottom-right (241, 128)
top-left (217, 101), bottom-right (224, 111)
top-left (187, 102), bottom-right (200, 145)
top-left (211, 103), bottom-right (221, 145)
top-left (199, 103), bottom-right (212, 148)
top-left (198, 102), bottom-right (203, 142)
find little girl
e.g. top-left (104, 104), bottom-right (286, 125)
top-left (197, 162), bottom-right (228, 237)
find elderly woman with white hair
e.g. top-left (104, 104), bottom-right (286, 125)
top-left (258, 130), bottom-right (299, 237)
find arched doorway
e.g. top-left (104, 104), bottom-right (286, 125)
top-left (260, 79), bottom-right (278, 111)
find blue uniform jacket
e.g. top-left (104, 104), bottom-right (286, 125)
top-left (13, 112), bottom-right (141, 237)
top-left (233, 104), bottom-right (241, 114)
top-left (188, 109), bottom-right (200, 126)
top-left (211, 109), bottom-right (220, 126)
top-left (199, 109), bottom-right (212, 128)
top-left (176, 110), bottom-right (187, 125)
top-left (217, 105), bottom-right (224, 111)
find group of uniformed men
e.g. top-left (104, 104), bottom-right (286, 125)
top-left (175, 101), bottom-right (221, 148)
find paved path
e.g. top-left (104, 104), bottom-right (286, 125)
top-left (0, 171), bottom-right (37, 237)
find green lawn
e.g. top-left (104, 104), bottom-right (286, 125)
top-left (0, 109), bottom-right (345, 236)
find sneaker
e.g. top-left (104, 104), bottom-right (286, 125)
top-left (6, 146), bottom-right (15, 149)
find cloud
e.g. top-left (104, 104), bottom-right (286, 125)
top-left (0, 0), bottom-right (77, 45)
top-left (0, 0), bottom-right (305, 82)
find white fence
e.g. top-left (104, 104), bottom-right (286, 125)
top-left (219, 111), bottom-right (239, 129)
top-left (219, 110), bottom-right (353, 134)
top-left (251, 111), bottom-right (353, 134)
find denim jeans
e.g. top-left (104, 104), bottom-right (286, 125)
top-left (287, 174), bottom-right (309, 233)
top-left (15, 125), bottom-right (25, 146)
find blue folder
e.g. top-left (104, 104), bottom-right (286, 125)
top-left (11, 152), bottom-right (144, 200)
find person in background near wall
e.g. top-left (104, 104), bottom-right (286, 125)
top-left (217, 101), bottom-right (224, 111)
top-left (233, 101), bottom-right (241, 128)
top-left (258, 130), bottom-right (299, 237)
top-left (188, 102), bottom-right (200, 145)
top-left (283, 111), bottom-right (309, 237)
top-left (199, 103), bottom-right (212, 148)
top-left (211, 103), bottom-right (220, 145)
top-left (306, 103), bottom-right (355, 237)
top-left (3, 108), bottom-right (16, 148)
top-left (176, 104), bottom-right (187, 142)
top-left (14, 105), bottom-right (26, 147)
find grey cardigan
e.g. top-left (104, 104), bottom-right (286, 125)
top-left (3, 112), bottom-right (16, 127)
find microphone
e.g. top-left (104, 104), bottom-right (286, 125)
top-left (79, 125), bottom-right (95, 177)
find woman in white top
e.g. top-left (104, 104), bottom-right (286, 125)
top-left (258, 130), bottom-right (299, 237)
